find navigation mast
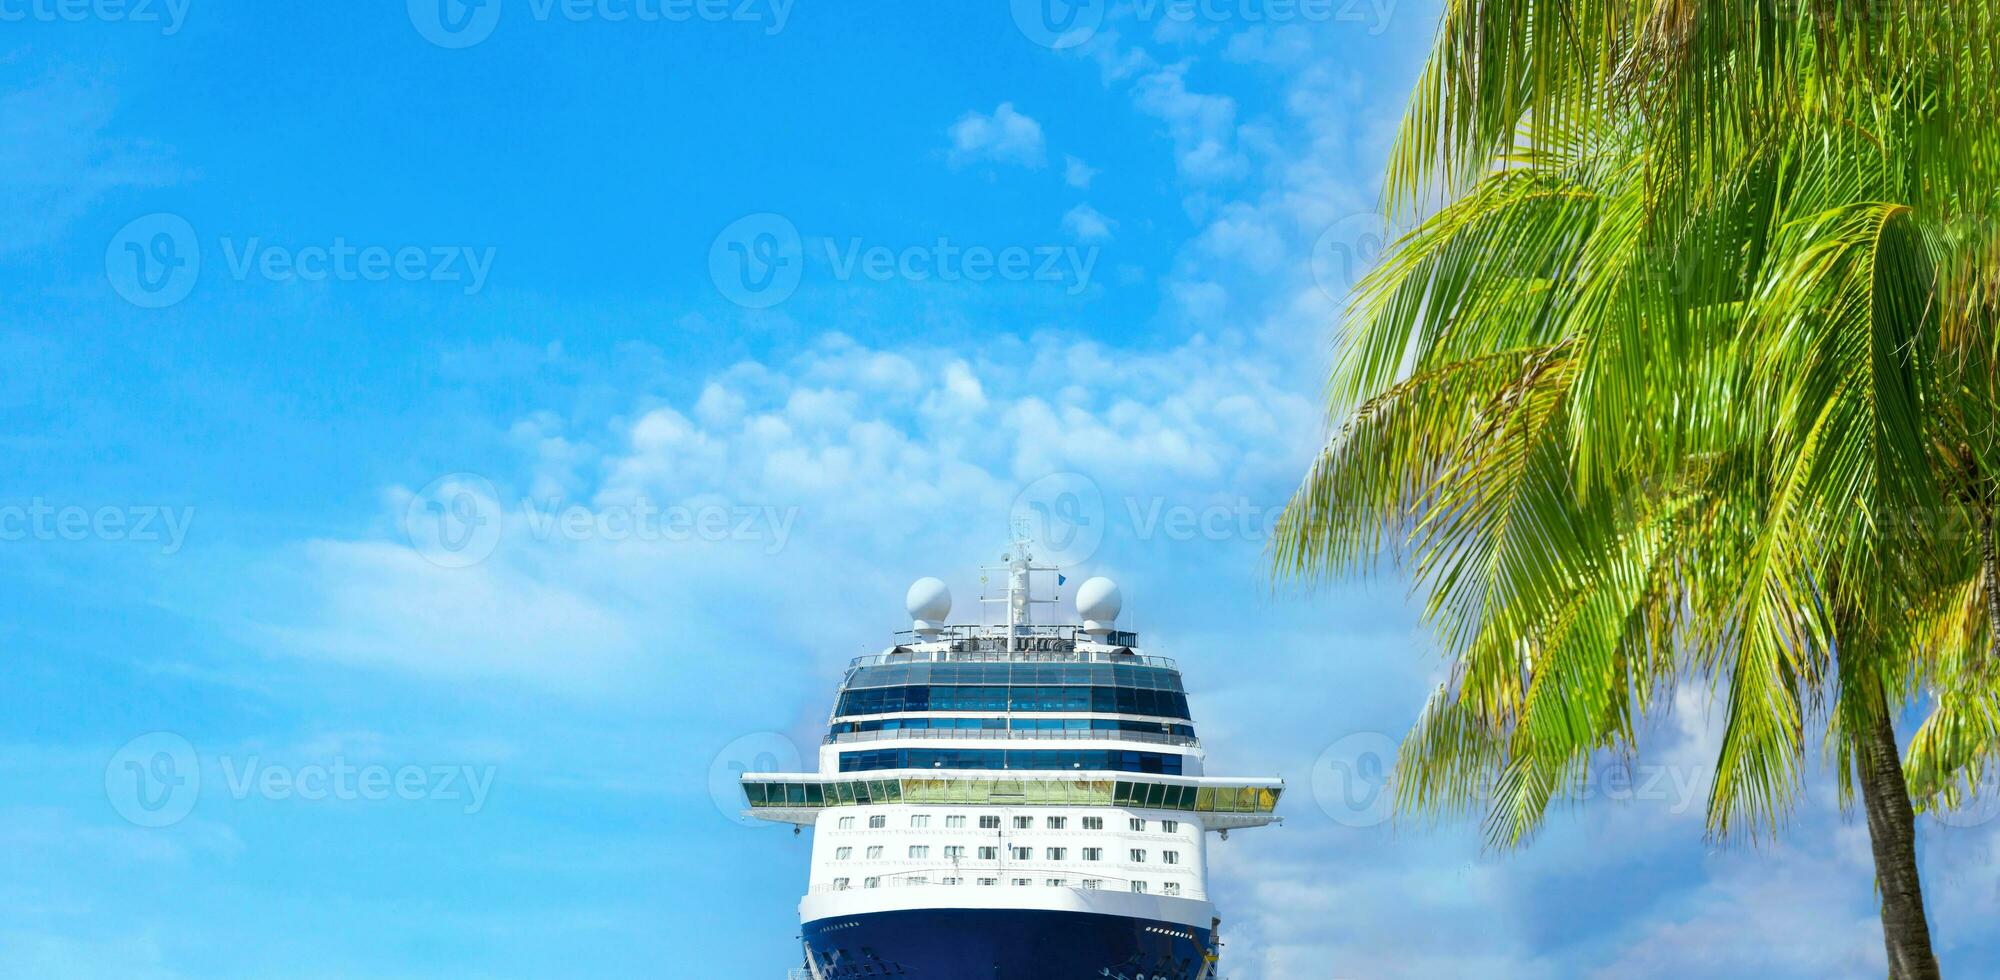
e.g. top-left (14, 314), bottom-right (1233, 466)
top-left (980, 523), bottom-right (1060, 654)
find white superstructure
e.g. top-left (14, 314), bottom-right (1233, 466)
top-left (744, 542), bottom-right (1283, 977)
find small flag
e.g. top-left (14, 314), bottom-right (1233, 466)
top-left (1057, 574), bottom-right (1067, 586)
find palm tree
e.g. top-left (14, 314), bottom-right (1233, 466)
top-left (1274, 4), bottom-right (1998, 976)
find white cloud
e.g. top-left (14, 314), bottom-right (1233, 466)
top-left (1061, 203), bottom-right (1115, 241)
top-left (1063, 154), bottom-right (1100, 188)
top-left (255, 538), bottom-right (646, 695)
top-left (0, 65), bottom-right (182, 254)
top-left (1130, 63), bottom-right (1249, 182)
top-left (258, 331), bottom-right (1321, 706)
top-left (945, 102), bottom-right (1046, 169)
top-left (922, 359), bottom-right (987, 417)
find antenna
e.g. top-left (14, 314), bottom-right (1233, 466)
top-left (979, 527), bottom-right (1060, 654)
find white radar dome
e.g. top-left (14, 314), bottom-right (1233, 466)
top-left (1076, 576), bottom-right (1122, 635)
top-left (906, 577), bottom-right (952, 632)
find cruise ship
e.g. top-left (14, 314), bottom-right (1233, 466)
top-left (742, 543), bottom-right (1284, 978)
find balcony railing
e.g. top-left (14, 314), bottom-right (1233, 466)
top-left (826, 727), bottom-right (1198, 748)
top-left (809, 867), bottom-right (1158, 894)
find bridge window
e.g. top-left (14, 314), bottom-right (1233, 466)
top-left (837, 748), bottom-right (1186, 775)
top-left (833, 684), bottom-right (1192, 720)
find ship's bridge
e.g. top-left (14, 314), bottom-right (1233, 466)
top-left (742, 547), bottom-right (1284, 833)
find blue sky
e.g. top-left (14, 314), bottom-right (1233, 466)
top-left (4, 2), bottom-right (1999, 977)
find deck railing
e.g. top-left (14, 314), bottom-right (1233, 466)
top-left (849, 647), bottom-right (1176, 670)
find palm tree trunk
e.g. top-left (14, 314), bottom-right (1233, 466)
top-left (1854, 687), bottom-right (1941, 980)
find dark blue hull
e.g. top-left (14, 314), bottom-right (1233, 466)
top-left (803, 908), bottom-right (1213, 979)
